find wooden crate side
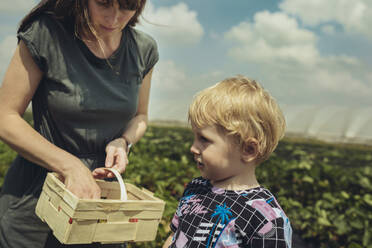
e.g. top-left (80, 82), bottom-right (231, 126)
top-left (45, 208), bottom-right (164, 221)
top-left (41, 179), bottom-right (77, 218)
top-left (96, 180), bottom-right (121, 200)
top-left (64, 220), bottom-right (98, 244)
top-left (96, 179), bottom-right (120, 191)
top-left (74, 200), bottom-right (165, 211)
top-left (126, 184), bottom-right (166, 207)
top-left (93, 222), bottom-right (137, 242)
top-left (35, 190), bottom-right (49, 221)
top-left (106, 209), bottom-right (163, 222)
top-left (36, 190), bottom-right (72, 244)
top-left (134, 220), bottom-right (161, 242)
top-left (125, 184), bottom-right (157, 201)
top-left (44, 173), bottom-right (79, 209)
top-left (140, 187), bottom-right (155, 197)
top-left (42, 182), bottom-right (164, 220)
top-left (96, 181), bottom-right (155, 201)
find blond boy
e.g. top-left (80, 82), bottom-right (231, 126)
top-left (163, 76), bottom-right (292, 248)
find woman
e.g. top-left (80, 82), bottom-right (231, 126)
top-left (0, 0), bottom-right (158, 247)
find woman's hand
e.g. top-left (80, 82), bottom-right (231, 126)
top-left (61, 160), bottom-right (101, 199)
top-left (93, 138), bottom-right (129, 179)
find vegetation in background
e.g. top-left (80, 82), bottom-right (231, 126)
top-left (0, 117), bottom-right (371, 248)
top-left (128, 126), bottom-right (372, 248)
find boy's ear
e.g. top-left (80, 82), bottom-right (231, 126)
top-left (241, 138), bottom-right (259, 163)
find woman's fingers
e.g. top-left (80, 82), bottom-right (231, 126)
top-left (113, 148), bottom-right (127, 174)
top-left (105, 146), bottom-right (115, 168)
top-left (102, 138), bottom-right (129, 178)
top-left (64, 166), bottom-right (101, 199)
top-left (94, 154), bottom-right (127, 179)
top-left (92, 167), bottom-right (110, 179)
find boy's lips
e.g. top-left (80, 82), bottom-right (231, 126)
top-left (196, 158), bottom-right (204, 168)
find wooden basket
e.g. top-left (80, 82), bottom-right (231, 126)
top-left (35, 168), bottom-right (165, 244)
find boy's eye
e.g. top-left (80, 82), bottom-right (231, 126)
top-left (199, 135), bottom-right (209, 143)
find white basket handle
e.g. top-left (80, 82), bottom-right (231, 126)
top-left (102, 168), bottom-right (127, 201)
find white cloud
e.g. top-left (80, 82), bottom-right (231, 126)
top-left (149, 60), bottom-right (189, 121)
top-left (0, 0), bottom-right (37, 13)
top-left (279, 0), bottom-right (372, 39)
top-left (148, 60), bottom-right (228, 121)
top-left (321, 25), bottom-right (336, 35)
top-left (224, 11), bottom-right (372, 98)
top-left (307, 58), bottom-right (372, 96)
top-left (139, 2), bottom-right (204, 45)
top-left (0, 35), bottom-right (17, 81)
top-left (225, 11), bottom-right (319, 65)
top-left (151, 60), bottom-right (187, 91)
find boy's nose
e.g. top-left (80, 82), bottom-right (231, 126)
top-left (190, 143), bottom-right (200, 155)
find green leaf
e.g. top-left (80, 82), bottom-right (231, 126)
top-left (363, 194), bottom-right (372, 206)
top-left (298, 160), bottom-right (312, 170)
top-left (317, 217), bottom-right (331, 226)
top-left (363, 229), bottom-right (371, 246)
top-left (348, 242), bottom-right (363, 248)
top-left (302, 175), bottom-right (314, 183)
top-left (334, 215), bottom-right (349, 235)
top-left (360, 177), bottom-right (372, 189)
top-left (318, 180), bottom-right (329, 187)
top-left (341, 191), bottom-right (350, 199)
top-left (350, 219), bottom-right (364, 229)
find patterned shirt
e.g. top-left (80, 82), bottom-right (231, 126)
top-left (169, 177), bottom-right (292, 248)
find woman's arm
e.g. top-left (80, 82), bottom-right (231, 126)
top-left (0, 40), bottom-right (101, 199)
top-left (93, 68), bottom-right (155, 178)
top-left (121, 68), bottom-right (154, 145)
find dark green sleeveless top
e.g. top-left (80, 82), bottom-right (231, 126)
top-left (0, 14), bottom-right (158, 248)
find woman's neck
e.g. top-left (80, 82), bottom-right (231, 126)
top-left (83, 31), bottom-right (123, 59)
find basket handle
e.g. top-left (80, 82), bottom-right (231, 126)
top-left (102, 168), bottom-right (128, 201)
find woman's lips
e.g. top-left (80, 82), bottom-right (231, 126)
top-left (101, 25), bottom-right (117, 32)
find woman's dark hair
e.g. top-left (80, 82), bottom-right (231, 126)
top-left (18, 0), bottom-right (147, 39)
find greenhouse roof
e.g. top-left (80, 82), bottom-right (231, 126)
top-left (282, 105), bottom-right (372, 145)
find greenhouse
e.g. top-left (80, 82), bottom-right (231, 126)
top-left (282, 105), bottom-right (372, 145)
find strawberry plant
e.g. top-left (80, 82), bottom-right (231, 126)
top-left (0, 123), bottom-right (371, 248)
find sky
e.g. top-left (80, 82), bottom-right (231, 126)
top-left (1, 0), bottom-right (372, 140)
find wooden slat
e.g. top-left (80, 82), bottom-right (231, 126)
top-left (74, 200), bottom-right (165, 211)
top-left (36, 192), bottom-right (72, 244)
top-left (44, 173), bottom-right (79, 209)
top-left (134, 220), bottom-right (160, 242)
top-left (93, 222), bottom-right (137, 242)
top-left (125, 184), bottom-right (157, 201)
top-left (64, 220), bottom-right (98, 244)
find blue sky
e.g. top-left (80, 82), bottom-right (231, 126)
top-left (138, 0), bottom-right (372, 120)
top-left (1, 0), bottom-right (372, 141)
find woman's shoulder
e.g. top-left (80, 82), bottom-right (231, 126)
top-left (126, 27), bottom-right (159, 72)
top-left (18, 13), bottom-right (71, 37)
top-left (18, 13), bottom-right (50, 32)
top-left (127, 27), bottom-right (157, 50)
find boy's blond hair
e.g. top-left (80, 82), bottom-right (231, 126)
top-left (188, 75), bottom-right (286, 164)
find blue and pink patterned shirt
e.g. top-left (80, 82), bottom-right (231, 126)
top-left (169, 177), bottom-right (292, 248)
